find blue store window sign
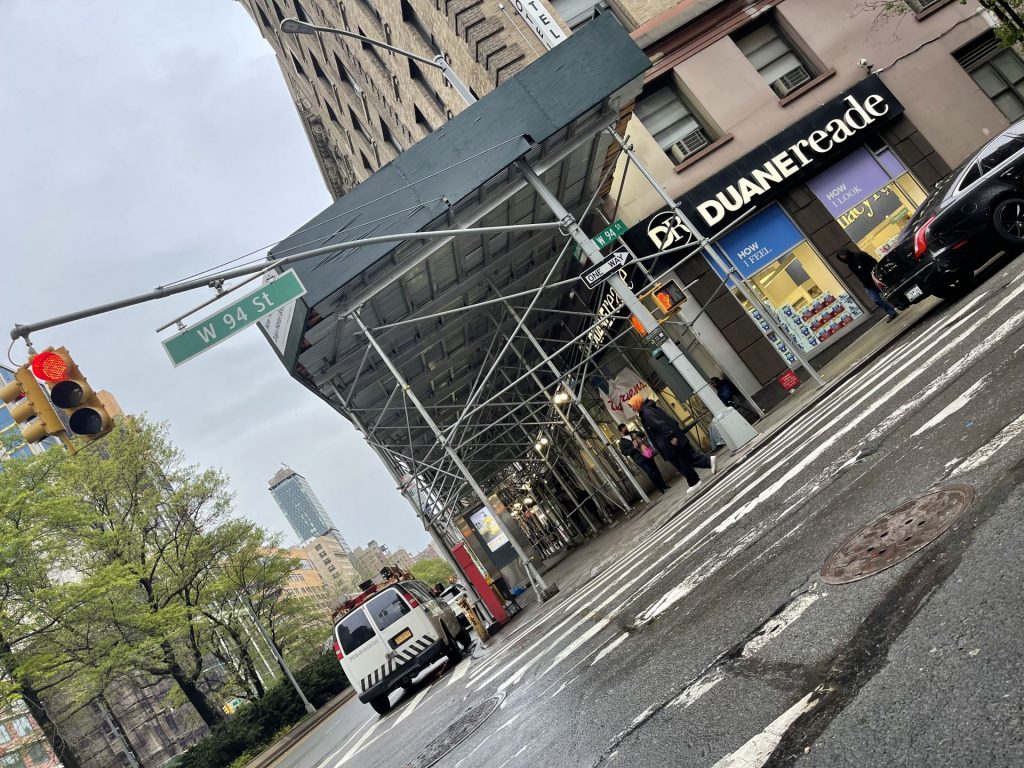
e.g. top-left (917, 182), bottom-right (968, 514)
top-left (707, 205), bottom-right (805, 281)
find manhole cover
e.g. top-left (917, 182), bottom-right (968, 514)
top-left (402, 692), bottom-right (505, 768)
top-left (821, 485), bottom-right (974, 584)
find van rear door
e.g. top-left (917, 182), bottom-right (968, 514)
top-left (365, 588), bottom-right (438, 675)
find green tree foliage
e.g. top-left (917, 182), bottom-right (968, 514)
top-left (178, 653), bottom-right (349, 768)
top-left (1, 415), bottom-right (334, 751)
top-left (409, 558), bottom-right (454, 588)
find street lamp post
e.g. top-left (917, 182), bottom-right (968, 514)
top-left (279, 18), bottom-right (476, 105)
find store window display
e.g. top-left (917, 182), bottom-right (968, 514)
top-left (711, 205), bottom-right (865, 359)
top-left (808, 145), bottom-right (928, 258)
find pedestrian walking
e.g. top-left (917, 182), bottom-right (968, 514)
top-left (617, 423), bottom-right (670, 494)
top-left (836, 247), bottom-right (899, 321)
top-left (628, 395), bottom-right (716, 493)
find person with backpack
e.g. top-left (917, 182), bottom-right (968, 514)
top-left (617, 422), bottom-right (669, 494)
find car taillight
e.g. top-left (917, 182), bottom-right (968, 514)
top-left (401, 590), bottom-right (419, 609)
top-left (333, 639), bottom-right (344, 661)
top-left (913, 216), bottom-right (936, 260)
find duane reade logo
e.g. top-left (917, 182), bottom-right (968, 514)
top-left (696, 92), bottom-right (892, 227)
top-left (647, 211), bottom-right (697, 251)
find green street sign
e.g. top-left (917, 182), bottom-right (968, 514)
top-left (162, 269), bottom-right (306, 366)
top-left (592, 219), bottom-right (627, 249)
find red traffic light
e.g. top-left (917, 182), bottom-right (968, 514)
top-left (31, 351), bottom-right (69, 382)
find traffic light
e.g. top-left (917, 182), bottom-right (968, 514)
top-left (0, 366), bottom-right (66, 445)
top-left (30, 347), bottom-right (113, 442)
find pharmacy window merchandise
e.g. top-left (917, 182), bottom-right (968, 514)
top-left (710, 204), bottom-right (866, 360)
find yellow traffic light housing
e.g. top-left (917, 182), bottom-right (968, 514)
top-left (0, 366), bottom-right (66, 445)
top-left (31, 347), bottom-right (113, 443)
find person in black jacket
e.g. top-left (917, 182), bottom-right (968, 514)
top-left (628, 395), bottom-right (715, 492)
top-left (837, 248), bottom-right (899, 321)
top-left (617, 423), bottom-right (669, 494)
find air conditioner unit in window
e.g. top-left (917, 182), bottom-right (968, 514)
top-left (670, 128), bottom-right (711, 163)
top-left (770, 65), bottom-right (811, 97)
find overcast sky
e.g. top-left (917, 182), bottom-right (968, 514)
top-left (0, 0), bottom-right (431, 555)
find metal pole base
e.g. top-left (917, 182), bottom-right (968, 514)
top-left (537, 583), bottom-right (560, 602)
top-left (712, 407), bottom-right (758, 451)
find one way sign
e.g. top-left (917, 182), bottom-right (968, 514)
top-left (580, 249), bottom-right (631, 290)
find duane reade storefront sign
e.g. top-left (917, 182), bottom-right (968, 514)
top-left (673, 76), bottom-right (905, 237)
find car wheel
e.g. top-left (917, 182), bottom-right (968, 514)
top-left (369, 695), bottom-right (392, 715)
top-left (456, 626), bottom-right (472, 649)
top-left (925, 268), bottom-right (973, 299)
top-left (993, 197), bottom-right (1024, 243)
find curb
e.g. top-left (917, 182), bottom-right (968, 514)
top-left (245, 688), bottom-right (357, 768)
top-left (656, 308), bottom-right (933, 530)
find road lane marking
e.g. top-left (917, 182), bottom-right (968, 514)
top-left (447, 659), bottom-right (471, 686)
top-left (590, 633), bottom-right (629, 666)
top-left (393, 688), bottom-right (429, 725)
top-left (711, 689), bottom-right (823, 768)
top-left (332, 717), bottom-right (383, 767)
top-left (668, 670), bottom-right (725, 709)
top-left (911, 375), bottom-right (990, 436)
top-left (312, 712), bottom-right (375, 768)
top-left (741, 592), bottom-right (821, 657)
top-left (951, 410), bottom-right (1024, 476)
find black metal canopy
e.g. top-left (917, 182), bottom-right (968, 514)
top-left (265, 14), bottom-right (651, 522)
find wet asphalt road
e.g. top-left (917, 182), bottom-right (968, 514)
top-left (275, 256), bottom-right (1024, 768)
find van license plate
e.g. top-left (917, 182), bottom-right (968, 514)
top-left (392, 629), bottom-right (413, 646)
top-left (905, 285), bottom-right (924, 301)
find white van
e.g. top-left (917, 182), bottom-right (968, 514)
top-left (333, 579), bottom-right (471, 714)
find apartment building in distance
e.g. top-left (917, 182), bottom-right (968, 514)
top-left (280, 548), bottom-right (335, 616)
top-left (301, 533), bottom-right (361, 597)
top-left (351, 539), bottom-right (416, 580)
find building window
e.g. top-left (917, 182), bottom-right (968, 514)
top-left (348, 106), bottom-right (373, 144)
top-left (380, 119), bottom-right (402, 152)
top-left (292, 0), bottom-right (310, 22)
top-left (634, 83), bottom-right (715, 164)
top-left (256, 4), bottom-right (272, 28)
top-left (358, 27), bottom-right (386, 69)
top-left (361, 150), bottom-right (374, 172)
top-left (734, 21), bottom-right (814, 98)
top-left (357, 0), bottom-right (382, 25)
top-left (409, 60), bottom-right (444, 110)
top-left (11, 718), bottom-right (33, 738)
top-left (401, 0), bottom-right (441, 53)
top-left (906, 0), bottom-right (945, 10)
top-left (0, 725), bottom-right (11, 744)
top-left (291, 53), bottom-right (307, 79)
top-left (0, 754), bottom-right (22, 767)
top-left (26, 742), bottom-right (48, 764)
top-left (414, 105), bottom-right (433, 132)
top-left (956, 32), bottom-right (1024, 122)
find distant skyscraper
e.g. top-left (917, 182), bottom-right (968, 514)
top-left (267, 465), bottom-right (350, 552)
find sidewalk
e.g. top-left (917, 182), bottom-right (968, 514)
top-left (537, 298), bottom-right (939, 598)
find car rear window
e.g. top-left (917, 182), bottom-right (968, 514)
top-left (979, 136), bottom-right (1024, 173)
top-left (337, 608), bottom-right (376, 655)
top-left (366, 588), bottom-right (412, 631)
